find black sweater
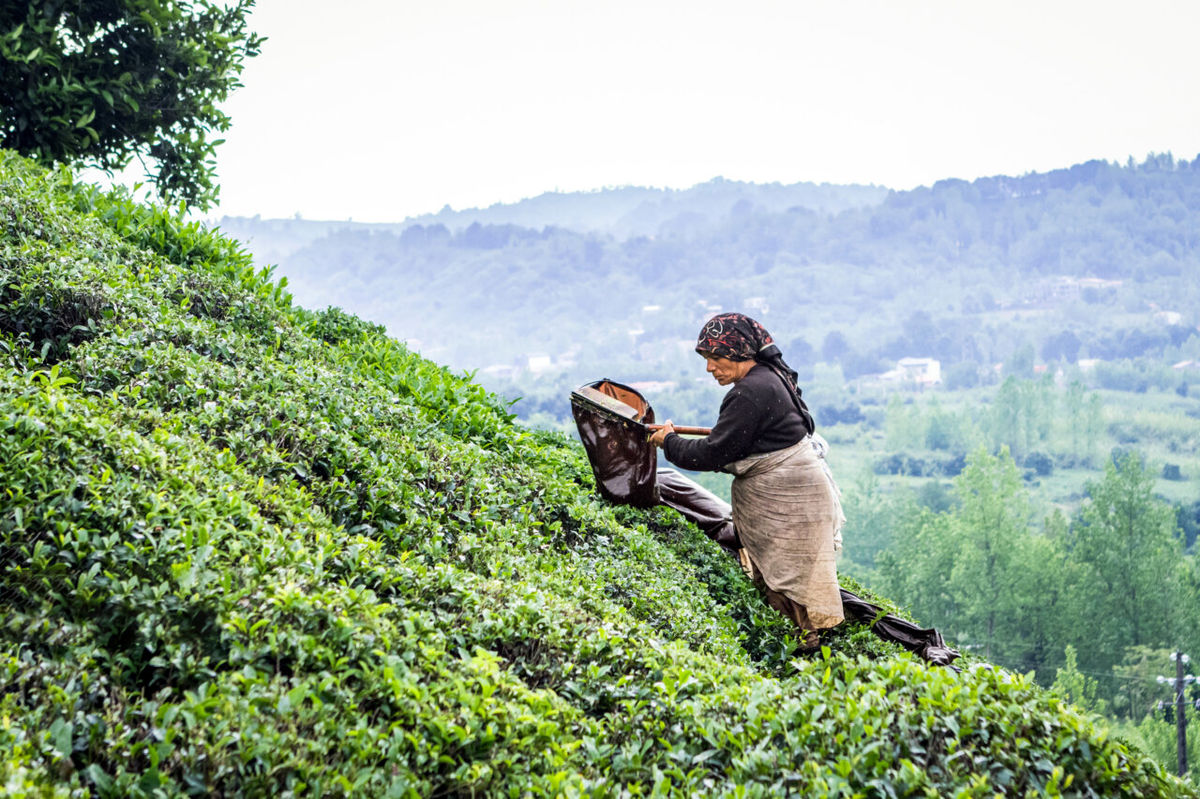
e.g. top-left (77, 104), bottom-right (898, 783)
top-left (662, 364), bottom-right (809, 472)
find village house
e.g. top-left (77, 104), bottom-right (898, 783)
top-left (524, 353), bottom-right (553, 374)
top-left (743, 296), bottom-right (770, 315)
top-left (854, 357), bottom-right (943, 392)
top-left (894, 357), bottom-right (942, 387)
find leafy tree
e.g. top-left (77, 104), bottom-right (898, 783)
top-left (1004, 343), bottom-right (1036, 378)
top-left (820, 401), bottom-right (865, 426)
top-left (948, 447), bottom-right (1033, 662)
top-left (1110, 646), bottom-right (1178, 722)
top-left (840, 469), bottom-right (909, 571)
top-left (1179, 558), bottom-right (1200, 675)
top-left (875, 448), bottom-right (1048, 666)
top-left (875, 508), bottom-right (961, 629)
top-left (1013, 513), bottom-right (1075, 680)
top-left (1123, 713), bottom-right (1200, 784)
top-left (1051, 644), bottom-right (1107, 714)
top-left (1177, 500), bottom-right (1200, 551)
top-left (1042, 330), bottom-right (1082, 363)
top-left (986, 377), bottom-right (1037, 458)
top-left (821, 330), bottom-right (850, 363)
top-left (884, 394), bottom-right (922, 450)
top-left (923, 397), bottom-right (955, 451)
top-left (1032, 373), bottom-right (1055, 443)
top-left (842, 351), bottom-right (888, 379)
top-left (914, 479), bottom-right (956, 513)
top-left (782, 335), bottom-right (816, 377)
top-left (0, 0), bottom-right (262, 208)
top-left (902, 310), bottom-right (938, 354)
top-left (1023, 451), bottom-right (1054, 477)
top-left (942, 361), bottom-right (981, 390)
top-left (1083, 393), bottom-right (1104, 465)
top-left (1068, 453), bottom-right (1183, 675)
top-left (1064, 380), bottom-right (1086, 460)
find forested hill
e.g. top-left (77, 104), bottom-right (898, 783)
top-left (215, 176), bottom-right (887, 265)
top-left (396, 177), bottom-right (889, 237)
top-left (222, 154), bottom-right (1200, 375)
top-left (2, 150), bottom-right (1193, 795)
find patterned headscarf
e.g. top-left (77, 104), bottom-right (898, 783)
top-left (696, 312), bottom-right (815, 434)
top-left (695, 313), bottom-right (773, 361)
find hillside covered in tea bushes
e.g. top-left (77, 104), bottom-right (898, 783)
top-left (1, 150), bottom-right (1195, 797)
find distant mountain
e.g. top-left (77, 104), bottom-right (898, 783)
top-left (223, 155), bottom-right (1200, 379)
top-left (215, 215), bottom-right (393, 268)
top-left (217, 176), bottom-right (888, 264)
top-left (400, 177), bottom-right (889, 237)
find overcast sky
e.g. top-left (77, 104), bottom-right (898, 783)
top-left (203, 0), bottom-right (1200, 222)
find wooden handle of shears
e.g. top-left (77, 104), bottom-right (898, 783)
top-left (646, 424), bottom-right (712, 436)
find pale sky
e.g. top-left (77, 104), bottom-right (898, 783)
top-left (200, 0), bottom-right (1200, 223)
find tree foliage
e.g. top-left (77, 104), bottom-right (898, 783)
top-left (873, 445), bottom-right (1197, 691)
top-left (0, 0), bottom-right (262, 208)
top-left (878, 448), bottom-right (1059, 668)
top-left (1051, 644), bottom-right (1107, 715)
top-left (1069, 453), bottom-right (1183, 658)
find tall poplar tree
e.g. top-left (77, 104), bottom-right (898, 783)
top-left (1068, 452), bottom-right (1182, 674)
top-left (946, 447), bottom-right (1032, 662)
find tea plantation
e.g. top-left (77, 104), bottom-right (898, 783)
top-left (1, 150), bottom-right (1194, 797)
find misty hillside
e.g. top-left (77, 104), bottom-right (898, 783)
top-left (216, 176), bottom-right (887, 267)
top-left (2, 151), bottom-right (1192, 795)
top-left (396, 178), bottom-right (889, 237)
top-left (222, 154), bottom-right (1200, 377)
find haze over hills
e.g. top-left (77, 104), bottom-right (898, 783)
top-left (220, 154), bottom-right (1200, 384)
top-left (216, 176), bottom-right (888, 266)
top-left (397, 177), bottom-right (890, 237)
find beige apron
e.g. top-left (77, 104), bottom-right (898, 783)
top-left (727, 435), bottom-right (845, 630)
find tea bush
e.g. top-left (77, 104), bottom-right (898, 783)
top-left (1, 149), bottom-right (1195, 796)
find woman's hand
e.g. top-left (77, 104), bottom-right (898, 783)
top-left (648, 420), bottom-right (675, 448)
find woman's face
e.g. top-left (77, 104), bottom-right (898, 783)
top-left (702, 353), bottom-right (753, 386)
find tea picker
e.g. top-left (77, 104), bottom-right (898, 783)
top-left (570, 377), bottom-right (958, 666)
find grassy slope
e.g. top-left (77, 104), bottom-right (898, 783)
top-left (0, 151), bottom-right (1193, 797)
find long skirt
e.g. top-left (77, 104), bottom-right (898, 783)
top-left (726, 436), bottom-right (845, 631)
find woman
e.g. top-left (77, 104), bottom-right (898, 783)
top-left (648, 312), bottom-right (844, 651)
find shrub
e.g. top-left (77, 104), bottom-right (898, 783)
top-left (943, 360), bottom-right (982, 390)
top-left (1023, 451), bottom-right (1054, 476)
top-left (940, 453), bottom-right (967, 477)
top-left (873, 452), bottom-right (931, 477)
top-left (821, 402), bottom-right (865, 425)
